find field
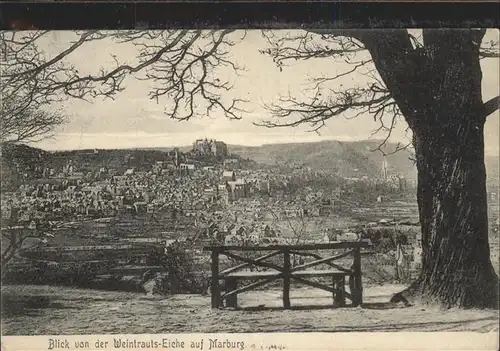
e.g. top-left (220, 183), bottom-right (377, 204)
top-left (2, 284), bottom-right (499, 335)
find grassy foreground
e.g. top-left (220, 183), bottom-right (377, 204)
top-left (1, 284), bottom-right (499, 335)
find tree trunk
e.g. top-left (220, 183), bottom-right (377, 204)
top-left (395, 124), bottom-right (499, 309)
top-left (389, 29), bottom-right (498, 309)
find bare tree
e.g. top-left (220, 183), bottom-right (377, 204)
top-left (0, 104), bottom-right (64, 143)
top-left (258, 29), bottom-right (500, 309)
top-left (1, 220), bottom-right (76, 272)
top-left (261, 198), bottom-right (326, 245)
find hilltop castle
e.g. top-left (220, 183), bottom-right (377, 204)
top-left (192, 138), bottom-right (228, 158)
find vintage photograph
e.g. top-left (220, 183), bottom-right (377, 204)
top-left (1, 29), bottom-right (499, 336)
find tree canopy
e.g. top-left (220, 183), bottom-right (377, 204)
top-left (1, 29), bottom-right (498, 146)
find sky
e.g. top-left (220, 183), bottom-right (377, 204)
top-left (32, 30), bottom-right (499, 156)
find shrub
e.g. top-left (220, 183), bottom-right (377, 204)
top-left (153, 241), bottom-right (209, 295)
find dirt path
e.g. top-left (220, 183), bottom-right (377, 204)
top-left (2, 284), bottom-right (498, 335)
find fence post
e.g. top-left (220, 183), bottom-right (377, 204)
top-left (168, 261), bottom-right (178, 294)
top-left (283, 249), bottom-right (291, 309)
top-left (226, 277), bottom-right (237, 308)
top-left (211, 249), bottom-right (220, 308)
top-left (333, 276), bottom-right (346, 307)
top-left (351, 246), bottom-right (363, 306)
top-left (166, 246), bottom-right (177, 294)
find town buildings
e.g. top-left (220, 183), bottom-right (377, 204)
top-left (2, 137), bottom-right (422, 263)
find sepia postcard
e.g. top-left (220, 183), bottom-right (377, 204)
top-left (1, 24), bottom-right (499, 351)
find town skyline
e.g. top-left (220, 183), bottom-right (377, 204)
top-left (33, 135), bottom-right (416, 152)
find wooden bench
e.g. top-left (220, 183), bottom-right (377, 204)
top-left (203, 241), bottom-right (369, 309)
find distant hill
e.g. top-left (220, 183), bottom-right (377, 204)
top-left (227, 140), bottom-right (500, 185)
top-left (1, 143), bottom-right (49, 191)
top-left (227, 140), bottom-right (419, 180)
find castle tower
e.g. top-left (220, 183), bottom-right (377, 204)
top-left (173, 148), bottom-right (180, 168)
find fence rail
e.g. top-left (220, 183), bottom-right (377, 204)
top-left (204, 241), bottom-right (370, 309)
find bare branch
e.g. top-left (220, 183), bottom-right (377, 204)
top-left (1, 30), bottom-right (248, 143)
top-left (258, 29), bottom-right (418, 152)
top-left (258, 82), bottom-right (395, 135)
top-left (260, 30), bottom-right (367, 70)
top-left (479, 39), bottom-right (500, 59)
top-left (484, 96), bottom-right (500, 117)
top-left (0, 103), bottom-right (65, 143)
